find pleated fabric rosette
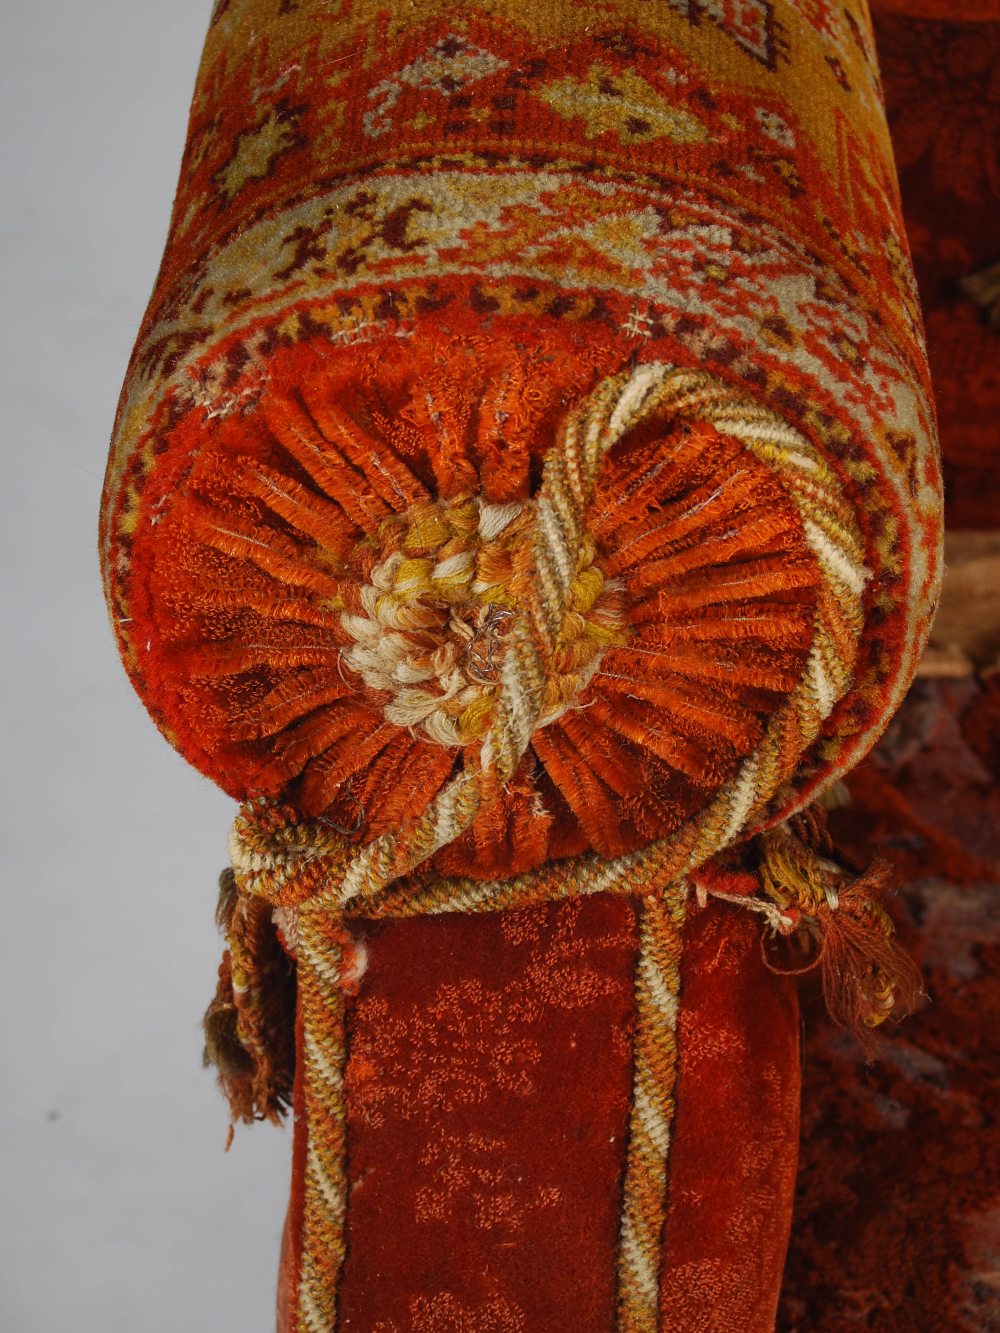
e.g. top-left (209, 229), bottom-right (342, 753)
top-left (100, 1), bottom-right (943, 1329)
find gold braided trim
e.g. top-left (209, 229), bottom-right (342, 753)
top-left (297, 914), bottom-right (348, 1333)
top-left (616, 890), bottom-right (686, 1333)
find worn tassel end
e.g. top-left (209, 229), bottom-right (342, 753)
top-left (752, 813), bottom-right (924, 1054)
top-left (813, 862), bottom-right (924, 1049)
top-left (202, 869), bottom-right (297, 1130)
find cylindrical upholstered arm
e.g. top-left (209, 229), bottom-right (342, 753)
top-left (100, 2), bottom-right (942, 1329)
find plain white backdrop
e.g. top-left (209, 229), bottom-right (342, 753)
top-left (0, 3), bottom-right (293, 1328)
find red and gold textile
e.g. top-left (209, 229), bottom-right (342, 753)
top-left (100, 1), bottom-right (943, 1329)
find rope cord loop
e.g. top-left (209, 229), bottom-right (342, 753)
top-left (234, 805), bottom-right (692, 1333)
top-left (227, 361), bottom-right (870, 911)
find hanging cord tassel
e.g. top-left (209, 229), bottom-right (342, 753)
top-left (752, 810), bottom-right (924, 1051)
top-left (202, 866), bottom-right (298, 1133)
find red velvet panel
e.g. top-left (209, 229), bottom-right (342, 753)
top-left (276, 896), bottom-right (801, 1331)
top-left (339, 896), bottom-right (640, 1331)
top-left (658, 904), bottom-right (801, 1332)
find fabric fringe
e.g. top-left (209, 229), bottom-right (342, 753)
top-left (202, 867), bottom-right (297, 1127)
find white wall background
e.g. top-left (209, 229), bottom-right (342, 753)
top-left (0, 3), bottom-right (292, 1328)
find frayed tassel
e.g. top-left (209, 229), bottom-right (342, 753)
top-left (202, 869), bottom-right (297, 1129)
top-left (203, 951), bottom-right (253, 1082)
top-left (215, 864), bottom-right (240, 933)
top-left (960, 256), bottom-right (1000, 330)
top-left (752, 814), bottom-right (924, 1053)
top-left (203, 950), bottom-right (257, 1134)
top-left (808, 862), bottom-right (923, 1050)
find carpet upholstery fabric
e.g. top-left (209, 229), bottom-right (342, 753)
top-left (99, 1), bottom-right (942, 1329)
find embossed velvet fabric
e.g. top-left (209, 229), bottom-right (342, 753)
top-left (275, 901), bottom-right (800, 1332)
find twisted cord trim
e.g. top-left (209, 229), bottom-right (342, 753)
top-left (615, 890), bottom-right (686, 1332)
top-left (285, 861), bottom-right (688, 1333)
top-left (227, 363), bottom-right (865, 925)
top-left (228, 798), bottom-right (918, 1332)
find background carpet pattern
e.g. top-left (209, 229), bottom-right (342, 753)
top-left (779, 678), bottom-right (1000, 1332)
